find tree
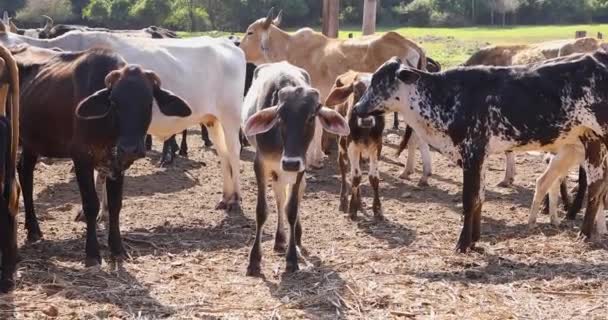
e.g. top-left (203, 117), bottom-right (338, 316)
top-left (82, 0), bottom-right (109, 23)
top-left (17, 0), bottom-right (73, 23)
top-left (0, 0), bottom-right (26, 16)
top-left (129, 0), bottom-right (171, 26)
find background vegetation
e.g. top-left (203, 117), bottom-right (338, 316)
top-left (4, 0), bottom-right (608, 31)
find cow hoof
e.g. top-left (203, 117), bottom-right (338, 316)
top-left (246, 264), bottom-right (262, 277)
top-left (496, 179), bottom-right (513, 188)
top-left (399, 171), bottom-right (413, 180)
top-left (455, 235), bottom-right (472, 254)
top-left (0, 279), bottom-right (14, 293)
top-left (297, 246), bottom-right (308, 257)
top-left (74, 210), bottom-right (85, 222)
top-left (178, 149), bottom-right (188, 157)
top-left (417, 179), bottom-right (429, 187)
top-left (550, 217), bottom-right (561, 227)
top-left (158, 155), bottom-right (174, 168)
top-left (527, 222), bottom-right (537, 230)
top-left (285, 262), bottom-right (299, 274)
top-left (338, 200), bottom-right (348, 213)
top-left (204, 140), bottom-right (213, 147)
top-left (373, 212), bottom-right (385, 222)
top-left (26, 230), bottom-right (43, 243)
top-left (110, 250), bottom-right (131, 263)
top-left (348, 212), bottom-right (358, 221)
top-left (84, 256), bottom-right (102, 267)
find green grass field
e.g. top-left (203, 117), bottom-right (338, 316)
top-left (181, 24), bottom-right (608, 67)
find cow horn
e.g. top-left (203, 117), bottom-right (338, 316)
top-left (104, 70), bottom-right (122, 89)
top-left (41, 15), bottom-right (53, 31)
top-left (273, 10), bottom-right (282, 27)
top-left (2, 11), bottom-right (8, 26)
top-left (8, 19), bottom-right (17, 33)
top-left (144, 70), bottom-right (161, 88)
top-left (263, 7), bottom-right (275, 29)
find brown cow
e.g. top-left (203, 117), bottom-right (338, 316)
top-left (0, 44), bottom-right (20, 293)
top-left (12, 44), bottom-right (191, 266)
top-left (325, 71), bottom-right (385, 221)
top-left (240, 8), bottom-right (432, 183)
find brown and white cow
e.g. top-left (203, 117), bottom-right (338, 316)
top-left (240, 8), bottom-right (432, 184)
top-left (325, 71), bottom-right (384, 220)
top-left (242, 62), bottom-right (349, 275)
top-left (0, 44), bottom-right (20, 293)
top-left (12, 44), bottom-right (191, 266)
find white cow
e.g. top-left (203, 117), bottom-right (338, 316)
top-left (0, 27), bottom-right (245, 210)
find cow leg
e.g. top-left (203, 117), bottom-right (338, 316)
top-left (497, 151), bottom-right (516, 187)
top-left (417, 138), bottom-right (432, 186)
top-left (0, 198), bottom-right (17, 293)
top-left (580, 140), bottom-right (608, 241)
top-left (369, 143), bottom-right (383, 221)
top-left (145, 134), bottom-right (152, 151)
top-left (597, 195), bottom-right (607, 235)
top-left (400, 135), bottom-right (417, 180)
top-left (392, 112), bottom-right (399, 130)
top-left (159, 135), bottom-right (178, 167)
top-left (201, 124), bottom-right (213, 147)
top-left (456, 153), bottom-right (485, 253)
top-left (560, 179), bottom-right (571, 212)
top-left (347, 143), bottom-right (362, 220)
top-left (18, 149), bottom-right (42, 242)
top-left (567, 167), bottom-right (587, 220)
top-left (246, 155), bottom-right (267, 277)
top-left (548, 181), bottom-right (561, 226)
top-left (73, 160), bottom-right (101, 267)
top-left (74, 170), bottom-right (108, 224)
top-left (306, 119), bottom-right (325, 169)
top-left (179, 130), bottom-right (188, 157)
top-left (271, 176), bottom-right (287, 253)
top-left (285, 172), bottom-right (305, 273)
top-left (295, 178), bottom-right (306, 254)
top-left (204, 113), bottom-right (241, 211)
top-left (338, 137), bottom-right (349, 212)
top-left (106, 172), bottom-right (128, 261)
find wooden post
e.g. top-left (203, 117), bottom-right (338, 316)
top-left (362, 0), bottom-right (377, 35)
top-left (575, 30), bottom-right (587, 39)
top-left (322, 0), bottom-right (339, 38)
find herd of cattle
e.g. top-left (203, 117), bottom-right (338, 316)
top-left (0, 7), bottom-right (607, 291)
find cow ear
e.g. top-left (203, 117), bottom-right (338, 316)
top-left (244, 106), bottom-right (279, 136)
top-left (396, 68), bottom-right (420, 84)
top-left (318, 106), bottom-right (350, 136)
top-left (75, 89), bottom-right (111, 120)
top-left (153, 88), bottom-right (192, 117)
top-left (325, 84), bottom-right (353, 107)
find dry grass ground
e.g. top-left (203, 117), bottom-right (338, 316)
top-left (2, 124), bottom-right (608, 319)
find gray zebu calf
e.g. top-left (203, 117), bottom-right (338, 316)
top-left (354, 54), bottom-right (608, 252)
top-left (242, 62), bottom-right (349, 275)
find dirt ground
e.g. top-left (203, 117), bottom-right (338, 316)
top-left (2, 124), bottom-right (608, 320)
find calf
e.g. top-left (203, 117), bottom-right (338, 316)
top-left (0, 45), bottom-right (20, 293)
top-left (354, 55), bottom-right (608, 252)
top-left (242, 62), bottom-right (349, 275)
top-left (12, 45), bottom-right (191, 265)
top-left (325, 71), bottom-right (384, 220)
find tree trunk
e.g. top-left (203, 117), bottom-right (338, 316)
top-left (502, 11), bottom-right (506, 27)
top-left (362, 0), bottom-right (377, 35)
top-left (322, 0), bottom-right (339, 38)
top-left (490, 10), bottom-right (494, 25)
top-left (471, 0), bottom-right (475, 25)
top-left (189, 0), bottom-right (195, 31)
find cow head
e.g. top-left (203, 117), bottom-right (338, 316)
top-left (37, 15), bottom-right (54, 39)
top-left (244, 86), bottom-right (349, 174)
top-left (354, 57), bottom-right (424, 117)
top-left (240, 7), bottom-right (284, 65)
top-left (325, 71), bottom-right (376, 128)
top-left (75, 65), bottom-right (192, 170)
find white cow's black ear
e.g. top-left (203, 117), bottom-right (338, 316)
top-left (396, 68), bottom-right (420, 84)
top-left (154, 88), bottom-right (192, 117)
top-left (75, 89), bottom-right (111, 120)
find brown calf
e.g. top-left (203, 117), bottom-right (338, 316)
top-left (326, 71), bottom-right (385, 221)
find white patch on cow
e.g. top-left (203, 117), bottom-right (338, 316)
top-left (587, 164), bottom-right (605, 184)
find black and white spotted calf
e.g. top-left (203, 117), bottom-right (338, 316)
top-left (325, 71), bottom-right (385, 220)
top-left (354, 54), bottom-right (608, 252)
top-left (242, 62), bottom-right (349, 275)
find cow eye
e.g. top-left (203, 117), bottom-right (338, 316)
top-left (395, 97), bottom-right (400, 101)
top-left (247, 31), bottom-right (253, 36)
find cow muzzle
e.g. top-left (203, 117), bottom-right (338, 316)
top-left (357, 116), bottom-right (376, 128)
top-left (281, 157), bottom-right (305, 173)
top-left (117, 140), bottom-right (146, 169)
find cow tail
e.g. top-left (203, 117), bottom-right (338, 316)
top-left (566, 166), bottom-right (587, 220)
top-left (396, 125), bottom-right (414, 157)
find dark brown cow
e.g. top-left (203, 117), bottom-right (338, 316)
top-left (0, 45), bottom-right (20, 293)
top-left (12, 44), bottom-right (191, 266)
